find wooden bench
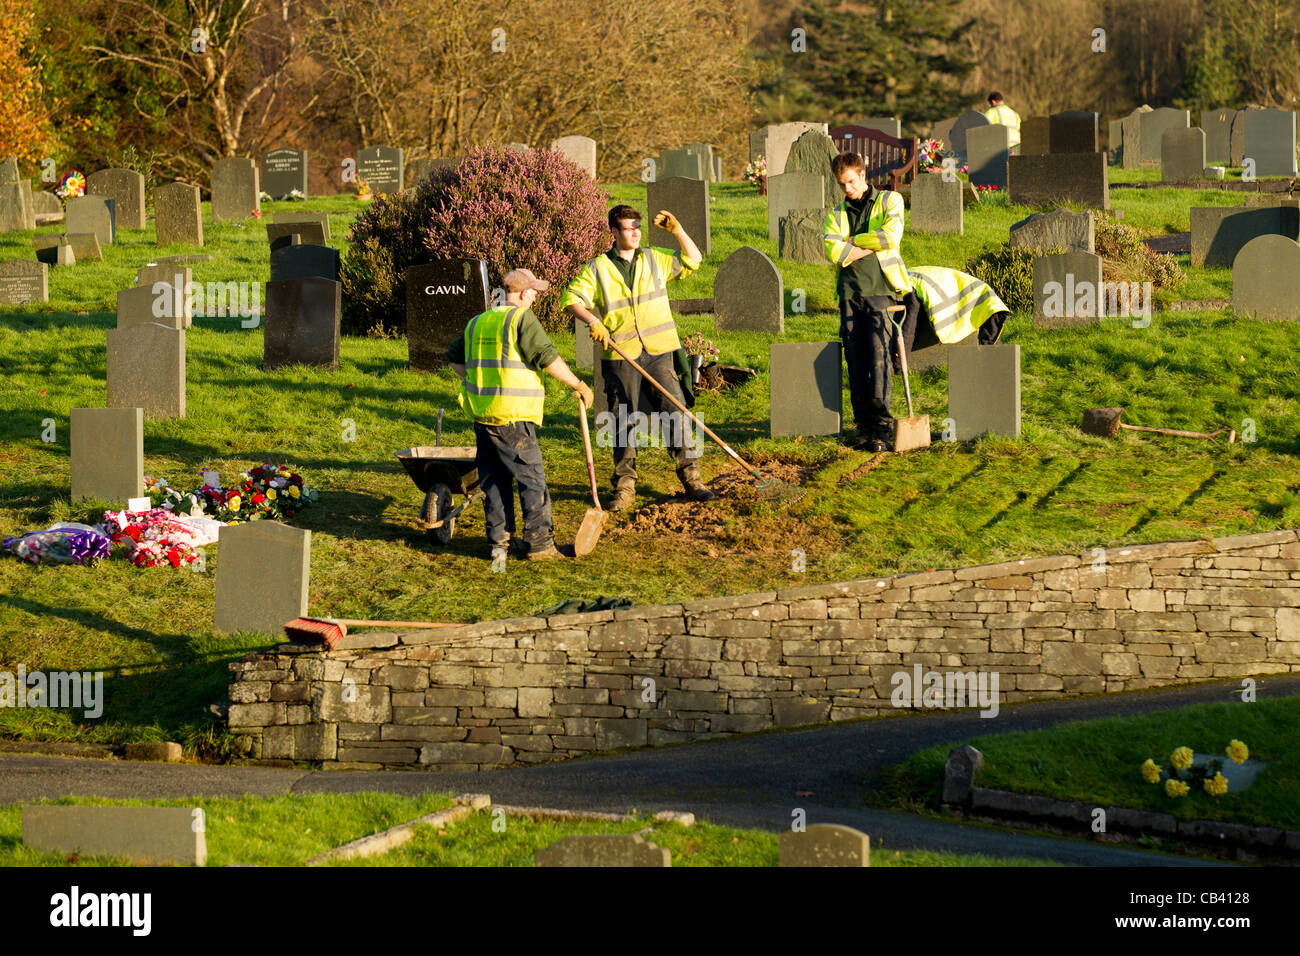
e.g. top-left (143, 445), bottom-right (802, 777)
top-left (828, 125), bottom-right (919, 191)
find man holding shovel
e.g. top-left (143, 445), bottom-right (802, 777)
top-left (447, 268), bottom-right (593, 562)
top-left (563, 204), bottom-right (714, 511)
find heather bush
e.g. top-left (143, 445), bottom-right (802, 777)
top-left (964, 243), bottom-right (1044, 314)
top-left (341, 145), bottom-right (610, 336)
top-left (1095, 215), bottom-right (1184, 291)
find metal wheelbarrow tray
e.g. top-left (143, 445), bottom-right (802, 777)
top-left (394, 446), bottom-right (483, 545)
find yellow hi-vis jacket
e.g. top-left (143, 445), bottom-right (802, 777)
top-left (562, 246), bottom-right (700, 361)
top-left (823, 189), bottom-right (910, 296)
top-left (984, 104), bottom-right (1022, 149)
top-left (907, 266), bottom-right (1009, 344)
top-left (458, 305), bottom-right (547, 426)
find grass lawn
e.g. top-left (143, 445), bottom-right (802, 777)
top-left (876, 694), bottom-right (1300, 831)
top-left (2, 175), bottom-right (1297, 753)
top-left (0, 793), bottom-right (1057, 866)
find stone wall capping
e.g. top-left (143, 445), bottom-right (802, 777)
top-left (955, 555), bottom-right (1079, 581)
top-left (399, 619), bottom-right (505, 643)
top-left (1211, 530), bottom-right (1298, 551)
top-left (1102, 540), bottom-right (1215, 563)
top-left (546, 610), bottom-right (616, 626)
top-left (682, 592), bottom-right (776, 612)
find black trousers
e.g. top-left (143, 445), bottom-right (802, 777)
top-left (473, 421), bottom-right (553, 552)
top-left (601, 351), bottom-right (699, 487)
top-left (840, 291), bottom-right (921, 436)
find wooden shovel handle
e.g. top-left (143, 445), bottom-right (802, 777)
top-left (1119, 423), bottom-right (1228, 440)
top-left (578, 395), bottom-right (601, 509)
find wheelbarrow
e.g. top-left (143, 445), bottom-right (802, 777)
top-left (395, 410), bottom-right (484, 545)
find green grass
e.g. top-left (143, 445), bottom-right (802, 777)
top-left (876, 695), bottom-right (1300, 830)
top-left (0, 793), bottom-right (1056, 866)
top-left (2, 181), bottom-right (1298, 750)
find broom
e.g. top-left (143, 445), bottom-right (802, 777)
top-left (284, 617), bottom-right (460, 650)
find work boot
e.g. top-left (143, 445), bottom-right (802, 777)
top-left (525, 541), bottom-right (565, 561)
top-left (678, 465), bottom-right (714, 502)
top-left (607, 481), bottom-right (636, 512)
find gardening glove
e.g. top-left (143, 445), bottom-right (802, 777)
top-left (653, 210), bottom-right (681, 233)
top-left (572, 382), bottom-right (595, 409)
top-left (588, 322), bottom-right (612, 348)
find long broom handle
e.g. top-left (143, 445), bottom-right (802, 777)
top-left (324, 619), bottom-right (460, 629)
top-left (1120, 423), bottom-right (1233, 440)
top-left (577, 395), bottom-right (601, 509)
top-left (603, 338), bottom-right (765, 481)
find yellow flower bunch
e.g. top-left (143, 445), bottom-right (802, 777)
top-left (1141, 758), bottom-right (1162, 784)
top-left (289, 485), bottom-right (300, 498)
top-left (1165, 779), bottom-right (1189, 798)
top-left (1170, 746), bottom-right (1194, 771)
top-left (228, 495), bottom-right (242, 512)
top-left (267, 488), bottom-right (277, 500)
top-left (1226, 739), bottom-right (1249, 764)
top-left (1203, 773), bottom-right (1229, 797)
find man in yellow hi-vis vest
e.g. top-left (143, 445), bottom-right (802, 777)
top-left (448, 268), bottom-right (593, 562)
top-left (984, 92), bottom-right (1021, 153)
top-left (564, 204), bottom-right (713, 512)
top-left (824, 152), bottom-right (922, 452)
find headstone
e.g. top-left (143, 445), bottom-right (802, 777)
top-left (64, 233), bottom-right (103, 262)
top-left (712, 154), bottom-right (722, 182)
top-left (1010, 208), bottom-right (1095, 255)
top-left (764, 122), bottom-right (828, 176)
top-left (65, 195), bottom-right (116, 245)
top-left (270, 243), bottom-right (340, 283)
top-left (116, 282), bottom-right (189, 330)
top-left (1232, 235), bottom-right (1300, 321)
top-left (22, 805), bottom-right (207, 867)
top-left (213, 521), bottom-right (311, 637)
top-left (778, 824), bottom-right (870, 867)
top-left (1007, 153), bottom-right (1109, 210)
top-left (107, 322), bottom-right (186, 419)
top-left (1138, 108), bottom-right (1189, 166)
top-left (154, 182), bottom-right (203, 246)
top-left (658, 148), bottom-right (706, 181)
top-left (1033, 250), bottom-right (1104, 328)
top-left (967, 124), bottom-right (1010, 189)
top-left (1161, 127), bottom-right (1208, 182)
top-left (850, 116), bottom-right (902, 139)
top-left (211, 157), bottom-right (260, 221)
top-left (535, 834), bottom-right (670, 867)
top-left (507, 143), bottom-right (530, 154)
top-left (154, 253), bottom-right (211, 265)
top-left (552, 135), bottom-right (597, 177)
top-left (910, 174), bottom-right (963, 233)
top-left (766, 170), bottom-right (823, 242)
top-left (264, 277), bottom-right (342, 371)
top-left (136, 263), bottom-right (191, 293)
top-left (33, 236), bottom-right (74, 267)
top-left (30, 191), bottom-right (62, 215)
top-left (0, 259), bottom-right (48, 304)
top-left (0, 156), bottom-right (17, 184)
top-left (948, 343), bottom-right (1020, 440)
top-left (682, 143), bottom-right (715, 182)
top-left (86, 167), bottom-right (145, 230)
top-left (1107, 118), bottom-right (1124, 165)
top-left (1049, 110), bottom-right (1099, 153)
top-left (646, 176), bottom-right (710, 254)
top-left (1020, 117), bottom-right (1050, 155)
top-left (0, 180), bottom-right (35, 232)
top-left (273, 211), bottom-right (331, 241)
top-left (942, 745), bottom-right (985, 804)
top-left (1190, 205), bottom-right (1300, 267)
top-left (749, 128), bottom-right (768, 164)
top-left (930, 116), bottom-right (958, 151)
top-left (406, 158), bottom-right (434, 185)
top-left (1120, 105), bottom-right (1153, 169)
top-left (69, 407), bottom-right (143, 504)
top-left (948, 109), bottom-right (990, 158)
top-left (574, 317), bottom-right (594, 370)
top-left (1243, 108), bottom-right (1298, 178)
top-left (405, 260), bottom-right (490, 372)
top-left (779, 209), bottom-right (827, 263)
top-left (358, 145), bottom-right (404, 195)
top-left (769, 343), bottom-right (840, 437)
top-left (260, 147), bottom-right (309, 199)
top-left (266, 220), bottom-right (326, 250)
top-left (1230, 105), bottom-right (1262, 167)
top-left (785, 130), bottom-right (839, 206)
top-left (714, 246), bottom-right (782, 334)
top-left (1201, 108), bottom-right (1236, 165)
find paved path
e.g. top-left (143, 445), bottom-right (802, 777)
top-left (6, 676), bottom-right (1296, 866)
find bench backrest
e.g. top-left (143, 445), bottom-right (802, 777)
top-left (829, 125), bottom-right (919, 190)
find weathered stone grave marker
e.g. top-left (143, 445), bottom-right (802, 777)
top-left (910, 174), bottom-right (963, 234)
top-left (1139, 108), bottom-right (1189, 166)
top-left (1010, 208), bottom-right (1094, 255)
top-left (211, 157), bottom-right (260, 221)
top-left (273, 211), bottom-right (331, 241)
top-left (1049, 110), bottom-right (1099, 153)
top-left (779, 824), bottom-right (870, 867)
top-left (551, 136), bottom-right (597, 177)
top-left (87, 167), bottom-right (145, 230)
top-left (1243, 108), bottom-right (1298, 178)
top-left (1033, 250), bottom-right (1104, 327)
top-left (23, 805), bottom-right (207, 866)
top-left (1020, 117), bottom-right (1050, 156)
top-left (154, 182), bottom-right (204, 246)
top-left (64, 233), bottom-right (103, 261)
top-left (535, 834), bottom-right (671, 867)
top-left (214, 521), bottom-right (311, 636)
top-left (358, 145), bottom-right (404, 195)
top-left (33, 235), bottom-right (75, 267)
top-left (1232, 235), bottom-right (1300, 321)
top-left (779, 209), bottom-right (827, 263)
top-left (764, 122), bottom-right (828, 176)
top-left (1008, 153), bottom-right (1109, 210)
top-left (0, 259), bottom-right (49, 304)
top-left (270, 244), bottom-right (340, 283)
top-left (1161, 127), bottom-right (1209, 182)
top-left (1201, 108), bottom-right (1236, 165)
top-left (65, 195), bottom-right (116, 245)
top-left (766, 171), bottom-right (822, 242)
top-left (646, 176), bottom-right (710, 254)
top-left (107, 322), bottom-right (186, 419)
top-left (967, 124), bottom-right (1010, 190)
top-left (0, 179), bottom-right (35, 232)
top-left (70, 407), bottom-right (143, 504)
top-left (948, 109), bottom-right (990, 159)
top-left (948, 343), bottom-right (1021, 440)
top-left (769, 343), bottom-right (841, 438)
top-left (714, 246), bottom-right (783, 334)
top-left (1190, 205), bottom-right (1300, 267)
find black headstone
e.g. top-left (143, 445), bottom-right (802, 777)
top-left (266, 221), bottom-right (326, 250)
top-left (270, 243), bottom-right (340, 283)
top-left (358, 145), bottom-right (404, 195)
top-left (404, 260), bottom-right (489, 372)
top-left (260, 148), bottom-right (309, 199)
top-left (263, 277), bottom-right (342, 371)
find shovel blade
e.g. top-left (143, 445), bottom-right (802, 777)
top-left (574, 508), bottom-right (606, 557)
top-left (893, 415), bottom-right (931, 452)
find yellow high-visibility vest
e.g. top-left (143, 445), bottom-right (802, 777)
top-left (984, 104), bottom-right (1022, 148)
top-left (562, 247), bottom-right (699, 361)
top-left (907, 266), bottom-right (1008, 344)
top-left (824, 190), bottom-right (910, 296)
top-left (458, 306), bottom-right (547, 426)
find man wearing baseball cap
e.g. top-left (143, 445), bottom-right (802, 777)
top-left (447, 268), bottom-right (593, 561)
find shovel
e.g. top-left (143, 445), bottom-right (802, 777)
top-left (573, 395), bottom-right (606, 556)
top-left (1081, 407), bottom-right (1236, 443)
top-left (888, 305), bottom-right (930, 452)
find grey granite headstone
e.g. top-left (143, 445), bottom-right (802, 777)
top-left (535, 834), bottom-right (670, 867)
top-left (1033, 250), bottom-right (1103, 327)
top-left (33, 236), bottom-right (74, 267)
top-left (942, 745), bottom-right (984, 804)
top-left (358, 145), bottom-right (404, 195)
top-left (70, 407), bottom-right (143, 504)
top-left (764, 122), bottom-right (828, 176)
top-left (264, 276), bottom-right (341, 371)
top-left (64, 232), bottom-right (103, 262)
top-left (714, 246), bottom-right (782, 334)
top-left (86, 167), bottom-right (145, 230)
top-left (1243, 108), bottom-right (1298, 178)
top-left (1161, 127), bottom-right (1207, 182)
top-left (213, 521), bottom-right (311, 637)
top-left (1230, 105), bottom-right (1261, 167)
top-left (116, 283), bottom-right (188, 330)
top-left (1010, 208), bottom-right (1094, 254)
top-left (552, 135), bottom-right (597, 177)
top-left (22, 805), bottom-right (206, 867)
top-left (682, 143), bottom-right (715, 182)
top-left (1020, 117), bottom-right (1050, 156)
top-left (712, 154), bottom-right (722, 182)
top-left (779, 209), bottom-right (828, 263)
top-left (785, 130), bottom-right (840, 213)
top-left (107, 322), bottom-right (186, 419)
top-left (30, 190), bottom-right (62, 215)
top-left (0, 156), bottom-right (17, 184)
top-left (211, 157), bottom-right (260, 221)
top-left (778, 824), bottom-right (870, 867)
top-left (154, 253), bottom-right (211, 265)
top-left (1190, 205), bottom-right (1300, 267)
top-left (769, 342), bottom-right (840, 437)
top-left (154, 182), bottom-right (203, 246)
top-left (647, 176), bottom-right (710, 254)
top-left (270, 243), bottom-right (340, 283)
top-left (0, 180), bottom-right (35, 232)
top-left (1120, 105), bottom-right (1153, 169)
top-left (930, 116), bottom-right (958, 151)
top-left (260, 147), bottom-right (308, 199)
top-left (273, 211), bottom-right (330, 241)
top-left (766, 171), bottom-right (823, 242)
top-left (1008, 153), bottom-right (1109, 210)
top-left (948, 109), bottom-right (990, 158)
top-left (749, 128), bottom-right (767, 164)
top-left (0, 259), bottom-right (48, 304)
top-left (266, 220), bottom-right (326, 250)
top-left (1138, 108), bottom-right (1189, 166)
top-left (1049, 110), bottom-right (1098, 153)
top-left (136, 263), bottom-right (191, 294)
top-left (658, 148), bottom-right (705, 181)
top-left (1107, 119), bottom-right (1124, 165)
top-left (852, 116), bottom-right (901, 139)
top-left (406, 158), bottom-right (434, 185)
top-left (910, 174), bottom-right (963, 233)
top-left (1201, 108), bottom-right (1236, 165)
top-left (967, 124), bottom-right (1010, 189)
top-left (405, 259), bottom-right (490, 372)
top-left (65, 195), bottom-right (116, 245)
top-left (574, 317), bottom-right (594, 370)
top-left (948, 343), bottom-right (1020, 439)
top-left (507, 143), bottom-right (530, 154)
top-left (1232, 235), bottom-right (1300, 321)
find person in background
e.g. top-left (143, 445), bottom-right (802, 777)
top-left (984, 91), bottom-right (1022, 154)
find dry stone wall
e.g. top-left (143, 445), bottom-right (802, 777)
top-left (228, 531), bottom-right (1300, 769)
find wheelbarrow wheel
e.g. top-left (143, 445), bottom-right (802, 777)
top-left (421, 484), bottom-right (455, 545)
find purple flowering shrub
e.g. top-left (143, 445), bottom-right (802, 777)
top-left (341, 145), bottom-right (610, 335)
